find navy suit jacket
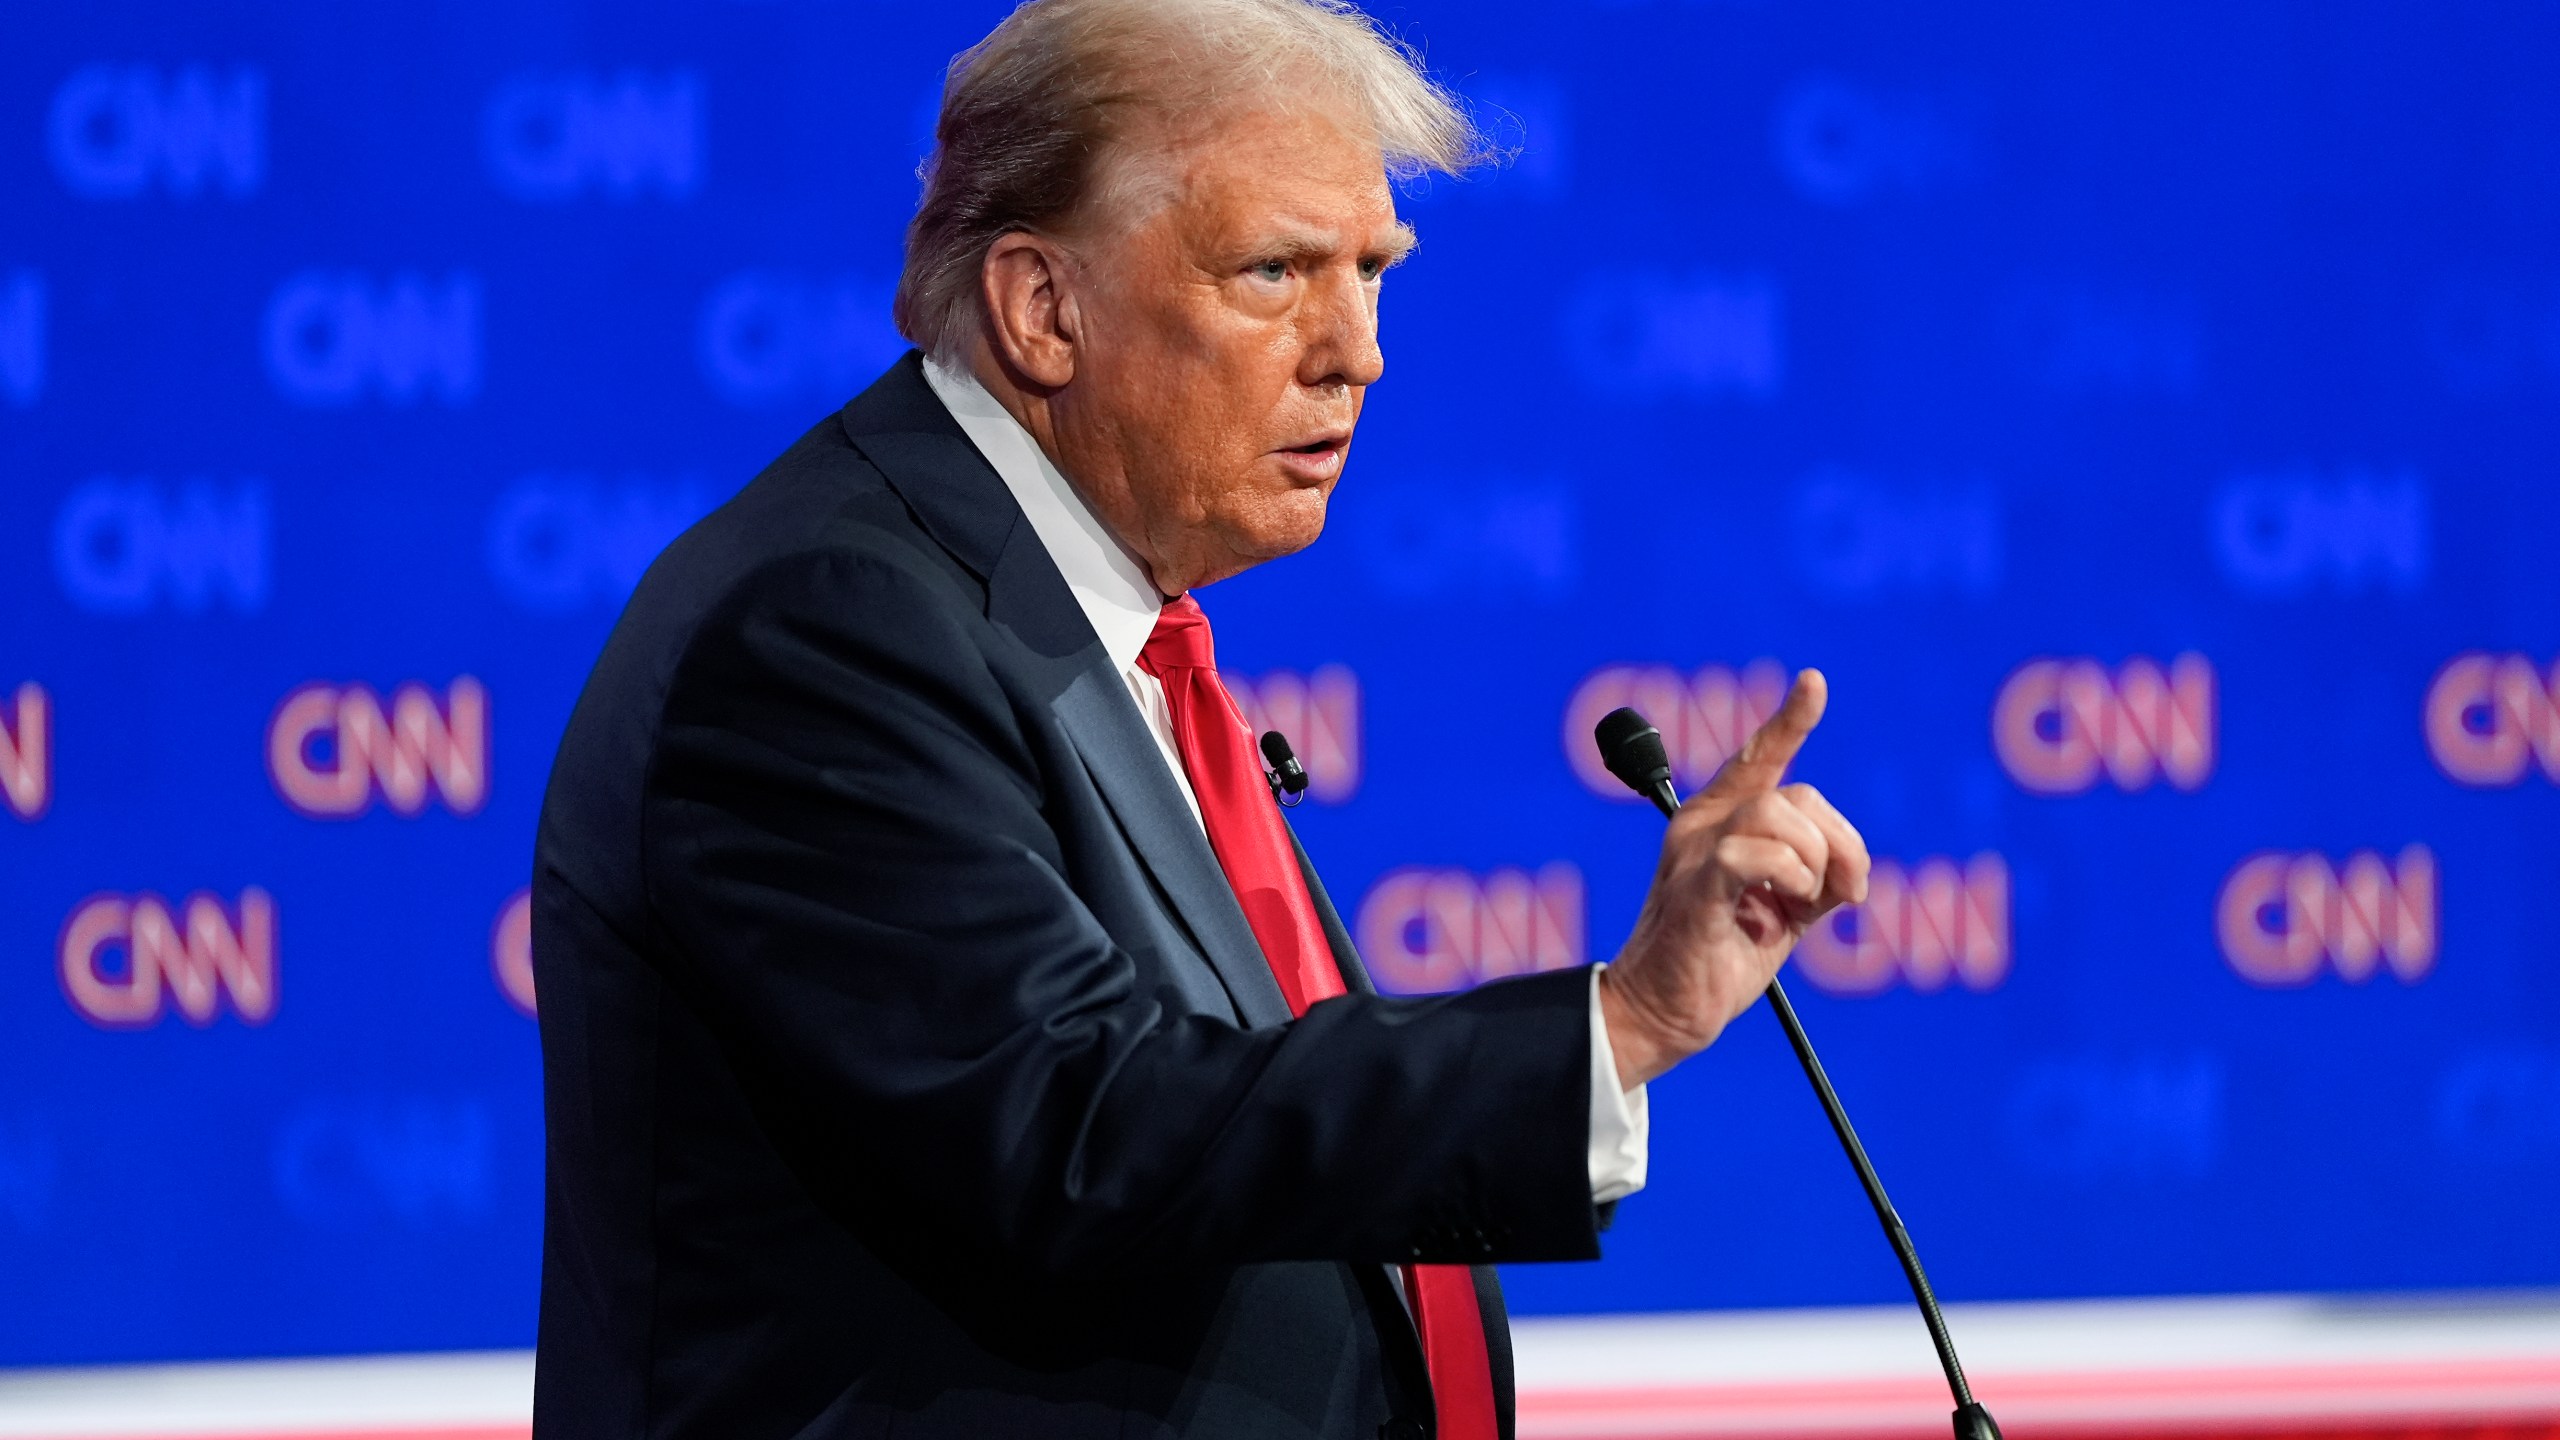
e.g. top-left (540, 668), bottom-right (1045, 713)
top-left (530, 354), bottom-right (1605, 1440)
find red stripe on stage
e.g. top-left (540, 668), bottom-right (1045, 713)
top-left (1519, 1356), bottom-right (2560, 1438)
top-left (14, 1429), bottom-right (527, 1440)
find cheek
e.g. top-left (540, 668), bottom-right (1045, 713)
top-left (1110, 306), bottom-right (1310, 522)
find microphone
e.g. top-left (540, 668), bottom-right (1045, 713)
top-left (1594, 706), bottom-right (1678, 814)
top-left (1594, 707), bottom-right (2002, 1440)
top-left (1260, 730), bottom-right (1309, 805)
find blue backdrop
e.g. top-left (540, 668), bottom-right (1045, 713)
top-left (4, 0), bottom-right (2557, 1368)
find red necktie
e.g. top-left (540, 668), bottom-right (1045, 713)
top-left (1139, 594), bottom-right (1500, 1440)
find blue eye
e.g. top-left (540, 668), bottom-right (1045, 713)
top-left (1252, 260), bottom-right (1289, 282)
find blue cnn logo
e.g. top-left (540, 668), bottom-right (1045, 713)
top-left (486, 473), bottom-right (714, 612)
top-left (1771, 75), bottom-right (1975, 206)
top-left (2006, 1054), bottom-right (2223, 1182)
top-left (47, 64), bottom-right (264, 200)
top-left (1562, 271), bottom-right (1782, 401)
top-left (699, 272), bottom-right (905, 406)
top-left (263, 272), bottom-right (480, 407)
top-left (2435, 1050), bottom-right (2560, 1164)
top-left (1348, 478), bottom-right (1577, 601)
top-left (0, 271), bottom-right (41, 407)
top-left (53, 477), bottom-right (268, 616)
top-left (273, 1097), bottom-right (495, 1228)
top-left (484, 70), bottom-right (702, 202)
top-left (1790, 469), bottom-right (2002, 602)
top-left (2211, 468), bottom-right (2428, 598)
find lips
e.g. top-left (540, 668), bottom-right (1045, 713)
top-left (1271, 433), bottom-right (1350, 484)
top-left (1279, 431), bottom-right (1350, 457)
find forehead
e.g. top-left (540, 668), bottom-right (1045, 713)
top-left (1152, 105), bottom-right (1400, 245)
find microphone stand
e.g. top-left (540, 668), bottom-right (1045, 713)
top-left (1607, 712), bottom-right (2001, 1440)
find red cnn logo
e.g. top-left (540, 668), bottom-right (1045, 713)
top-left (1225, 665), bottom-right (1360, 803)
top-left (59, 889), bottom-right (277, 1028)
top-left (1993, 654), bottom-right (2214, 795)
top-left (1564, 661), bottom-right (1787, 799)
top-left (268, 677), bottom-right (488, 817)
top-left (1793, 853), bottom-right (2011, 996)
top-left (1355, 863), bottom-right (1584, 995)
top-left (2425, 653), bottom-right (2560, 787)
top-left (2217, 846), bottom-right (2436, 987)
top-left (492, 889), bottom-right (536, 1016)
top-left (1, 682), bottom-right (46, 820)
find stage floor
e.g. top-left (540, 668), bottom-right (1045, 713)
top-left (4, 1291), bottom-right (2557, 1439)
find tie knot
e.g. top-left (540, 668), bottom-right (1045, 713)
top-left (1139, 594), bottom-right (1218, 675)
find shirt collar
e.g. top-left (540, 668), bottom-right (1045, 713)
top-left (920, 355), bottom-right (1168, 671)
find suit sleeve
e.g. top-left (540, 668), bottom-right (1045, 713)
top-left (639, 549), bottom-right (1602, 1280)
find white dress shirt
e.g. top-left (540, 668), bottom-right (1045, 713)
top-left (921, 357), bottom-right (1648, 1204)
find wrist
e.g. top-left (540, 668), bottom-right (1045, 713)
top-left (1596, 964), bottom-right (1688, 1090)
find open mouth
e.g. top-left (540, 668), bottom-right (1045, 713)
top-left (1272, 431), bottom-right (1352, 482)
top-left (1282, 436), bottom-right (1347, 457)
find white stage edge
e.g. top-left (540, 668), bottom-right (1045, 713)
top-left (4, 1291), bottom-right (2558, 1439)
top-left (1511, 1290), bottom-right (2560, 1436)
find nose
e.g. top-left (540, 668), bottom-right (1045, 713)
top-left (1299, 267), bottom-right (1384, 392)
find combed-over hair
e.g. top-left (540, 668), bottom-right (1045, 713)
top-left (894, 0), bottom-right (1483, 365)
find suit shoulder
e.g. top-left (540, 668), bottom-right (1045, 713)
top-left (537, 405), bottom-right (991, 915)
top-left (658, 417), bottom-right (955, 604)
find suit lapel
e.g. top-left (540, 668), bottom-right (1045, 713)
top-left (839, 355), bottom-right (1292, 1031)
top-left (1049, 659), bottom-right (1292, 1029)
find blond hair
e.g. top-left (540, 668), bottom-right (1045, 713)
top-left (894, 0), bottom-right (1484, 363)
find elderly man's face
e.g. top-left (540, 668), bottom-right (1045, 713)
top-left (1046, 105), bottom-right (1412, 594)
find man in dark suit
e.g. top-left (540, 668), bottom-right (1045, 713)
top-left (530, 3), bottom-right (1870, 1438)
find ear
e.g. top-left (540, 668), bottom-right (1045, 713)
top-left (980, 233), bottom-right (1079, 389)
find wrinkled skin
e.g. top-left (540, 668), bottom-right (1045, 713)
top-left (1595, 670), bottom-right (1872, 1088)
top-left (962, 103), bottom-right (1872, 1092)
top-left (967, 103), bottom-right (1404, 595)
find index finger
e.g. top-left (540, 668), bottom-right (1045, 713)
top-left (1702, 668), bottom-right (1827, 800)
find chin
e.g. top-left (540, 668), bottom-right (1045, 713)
top-left (1192, 493), bottom-right (1330, 588)
top-left (1247, 489), bottom-right (1331, 559)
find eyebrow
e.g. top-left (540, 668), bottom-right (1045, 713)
top-left (1250, 220), bottom-right (1420, 266)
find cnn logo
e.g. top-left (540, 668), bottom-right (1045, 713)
top-left (2, 683), bottom-right (47, 821)
top-left (1564, 660), bottom-right (1787, 799)
top-left (1993, 654), bottom-right (2213, 795)
top-left (493, 890), bottom-right (536, 1016)
top-left (1355, 863), bottom-right (1584, 995)
top-left (60, 889), bottom-right (276, 1028)
top-left (2425, 653), bottom-right (2559, 787)
top-left (46, 65), bottom-right (264, 200)
top-left (268, 678), bottom-right (488, 818)
top-left (2, 270), bottom-right (40, 407)
top-left (263, 271), bottom-right (479, 407)
top-left (2217, 847), bottom-right (2436, 988)
top-left (1793, 853), bottom-right (2010, 997)
top-left (54, 477), bottom-right (268, 616)
top-left (1226, 665), bottom-right (1360, 803)
top-left (484, 70), bottom-right (701, 202)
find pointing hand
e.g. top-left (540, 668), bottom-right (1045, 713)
top-left (1596, 669), bottom-right (1872, 1089)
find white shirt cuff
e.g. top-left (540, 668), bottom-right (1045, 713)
top-left (1587, 963), bottom-right (1650, 1204)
